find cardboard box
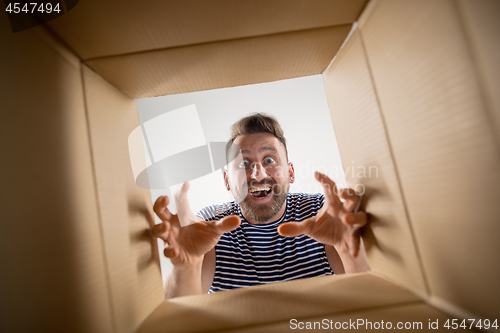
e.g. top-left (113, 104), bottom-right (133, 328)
top-left (1, 0), bottom-right (499, 332)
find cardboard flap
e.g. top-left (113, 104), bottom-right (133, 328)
top-left (86, 25), bottom-right (352, 98)
top-left (360, 0), bottom-right (500, 319)
top-left (82, 65), bottom-right (165, 333)
top-left (231, 303), bottom-right (453, 332)
top-left (0, 14), bottom-right (113, 333)
top-left (323, 29), bottom-right (428, 296)
top-left (46, 0), bottom-right (368, 60)
top-left (138, 273), bottom-right (421, 333)
top-left (456, 0), bottom-right (500, 151)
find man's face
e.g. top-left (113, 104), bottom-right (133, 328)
top-left (224, 133), bottom-right (295, 223)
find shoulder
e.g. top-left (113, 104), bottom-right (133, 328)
top-left (196, 201), bottom-right (239, 221)
top-left (285, 192), bottom-right (325, 221)
top-left (288, 192), bottom-right (325, 208)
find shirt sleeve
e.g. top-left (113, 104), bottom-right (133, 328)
top-left (195, 206), bottom-right (213, 221)
top-left (195, 202), bottom-right (236, 222)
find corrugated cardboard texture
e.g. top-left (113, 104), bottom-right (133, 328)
top-left (323, 30), bottom-right (428, 296)
top-left (138, 273), bottom-right (421, 333)
top-left (456, 0), bottom-right (500, 152)
top-left (86, 25), bottom-right (352, 99)
top-left (360, 0), bottom-right (500, 319)
top-left (5, 1), bottom-right (500, 331)
top-left (357, 0), bottom-right (379, 30)
top-left (46, 0), bottom-right (368, 60)
top-left (231, 303), bottom-right (454, 333)
top-left (0, 17), bottom-right (113, 333)
top-left (82, 65), bottom-right (164, 333)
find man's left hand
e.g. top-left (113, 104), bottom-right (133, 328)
top-left (278, 172), bottom-right (367, 257)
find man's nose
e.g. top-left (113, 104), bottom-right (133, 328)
top-left (250, 162), bottom-right (268, 181)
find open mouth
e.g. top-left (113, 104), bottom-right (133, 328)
top-left (249, 186), bottom-right (272, 199)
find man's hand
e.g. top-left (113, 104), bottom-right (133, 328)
top-left (152, 182), bottom-right (240, 269)
top-left (278, 172), bottom-right (367, 258)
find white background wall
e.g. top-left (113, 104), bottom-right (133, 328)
top-left (135, 74), bottom-right (346, 281)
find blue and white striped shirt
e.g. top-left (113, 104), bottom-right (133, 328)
top-left (196, 193), bottom-right (334, 293)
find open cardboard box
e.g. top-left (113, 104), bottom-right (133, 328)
top-left (1, 0), bottom-right (499, 332)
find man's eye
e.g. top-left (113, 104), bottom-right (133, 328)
top-left (239, 160), bottom-right (249, 168)
top-left (264, 157), bottom-right (275, 164)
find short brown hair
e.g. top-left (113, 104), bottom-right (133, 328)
top-left (226, 113), bottom-right (288, 163)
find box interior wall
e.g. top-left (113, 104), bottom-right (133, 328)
top-left (1, 0), bottom-right (499, 332)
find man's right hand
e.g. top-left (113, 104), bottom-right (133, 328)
top-left (152, 182), bottom-right (241, 270)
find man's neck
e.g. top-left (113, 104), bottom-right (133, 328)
top-left (241, 200), bottom-right (287, 225)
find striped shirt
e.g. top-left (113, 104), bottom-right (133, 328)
top-left (196, 193), bottom-right (334, 293)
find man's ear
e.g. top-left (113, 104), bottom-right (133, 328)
top-left (288, 162), bottom-right (295, 184)
top-left (223, 169), bottom-right (231, 191)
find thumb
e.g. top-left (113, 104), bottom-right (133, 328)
top-left (213, 215), bottom-right (241, 234)
top-left (174, 182), bottom-right (195, 219)
top-left (278, 217), bottom-right (314, 237)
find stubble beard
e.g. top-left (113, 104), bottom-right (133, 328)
top-left (239, 180), bottom-right (290, 223)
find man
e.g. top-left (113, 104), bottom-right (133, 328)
top-left (152, 113), bottom-right (370, 298)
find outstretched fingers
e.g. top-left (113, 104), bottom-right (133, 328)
top-left (163, 243), bottom-right (178, 259)
top-left (150, 221), bottom-right (179, 258)
top-left (338, 188), bottom-right (362, 212)
top-left (174, 182), bottom-right (194, 219)
top-left (278, 217), bottom-right (314, 237)
top-left (342, 211), bottom-right (367, 258)
top-left (153, 196), bottom-right (172, 221)
top-left (151, 220), bottom-right (170, 241)
top-left (315, 172), bottom-right (342, 209)
top-left (160, 223), bottom-right (181, 259)
top-left (214, 215), bottom-right (241, 233)
top-left (342, 211), bottom-right (367, 230)
top-left (173, 182), bottom-right (207, 227)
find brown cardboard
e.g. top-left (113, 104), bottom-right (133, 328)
top-left (86, 25), bottom-right (352, 99)
top-left (0, 16), bottom-right (113, 333)
top-left (138, 273), bottom-right (420, 333)
top-left (2, 0), bottom-right (500, 332)
top-left (360, 0), bottom-right (500, 319)
top-left (82, 65), bottom-right (165, 332)
top-left (231, 303), bottom-right (454, 333)
top-left (356, 0), bottom-right (379, 30)
top-left (323, 29), bottom-right (428, 297)
top-left (46, 0), bottom-right (368, 60)
top-left (455, 0), bottom-right (500, 152)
